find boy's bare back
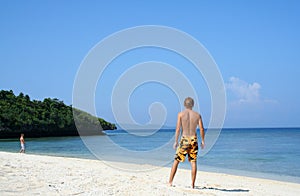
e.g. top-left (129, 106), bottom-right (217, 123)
top-left (179, 109), bottom-right (201, 137)
top-left (173, 97), bottom-right (205, 149)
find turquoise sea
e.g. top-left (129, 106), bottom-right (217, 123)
top-left (1, 128), bottom-right (300, 183)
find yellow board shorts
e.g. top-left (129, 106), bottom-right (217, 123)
top-left (175, 136), bottom-right (198, 162)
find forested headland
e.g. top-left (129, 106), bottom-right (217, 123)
top-left (0, 90), bottom-right (116, 138)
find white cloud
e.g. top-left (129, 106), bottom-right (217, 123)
top-left (226, 77), bottom-right (275, 104)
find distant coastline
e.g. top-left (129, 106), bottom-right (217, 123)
top-left (114, 126), bottom-right (300, 131)
top-left (0, 90), bottom-right (116, 139)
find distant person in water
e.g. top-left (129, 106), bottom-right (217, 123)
top-left (19, 133), bottom-right (25, 153)
top-left (168, 97), bottom-right (205, 189)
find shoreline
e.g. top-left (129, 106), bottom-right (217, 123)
top-left (2, 148), bottom-right (299, 184)
top-left (1, 151), bottom-right (299, 195)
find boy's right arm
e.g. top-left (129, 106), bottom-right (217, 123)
top-left (199, 114), bottom-right (205, 149)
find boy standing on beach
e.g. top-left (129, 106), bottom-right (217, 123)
top-left (168, 97), bottom-right (205, 189)
top-left (19, 133), bottom-right (25, 153)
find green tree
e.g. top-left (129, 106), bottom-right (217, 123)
top-left (0, 90), bottom-right (116, 138)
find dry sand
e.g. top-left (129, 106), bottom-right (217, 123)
top-left (0, 151), bottom-right (299, 196)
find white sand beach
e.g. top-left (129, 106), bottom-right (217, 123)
top-left (0, 151), bottom-right (299, 196)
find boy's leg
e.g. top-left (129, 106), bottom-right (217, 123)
top-left (190, 161), bottom-right (197, 188)
top-left (168, 160), bottom-right (180, 186)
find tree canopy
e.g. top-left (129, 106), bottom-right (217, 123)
top-left (0, 90), bottom-right (116, 138)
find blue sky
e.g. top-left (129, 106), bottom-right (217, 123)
top-left (1, 1), bottom-right (300, 128)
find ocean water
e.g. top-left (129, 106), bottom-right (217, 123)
top-left (1, 128), bottom-right (300, 183)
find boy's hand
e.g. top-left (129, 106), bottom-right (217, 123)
top-left (201, 141), bottom-right (205, 149)
top-left (173, 142), bottom-right (178, 149)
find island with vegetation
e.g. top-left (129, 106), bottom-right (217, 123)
top-left (0, 90), bottom-right (116, 138)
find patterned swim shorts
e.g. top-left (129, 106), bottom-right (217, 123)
top-left (175, 136), bottom-right (198, 162)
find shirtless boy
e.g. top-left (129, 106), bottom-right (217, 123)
top-left (19, 133), bottom-right (25, 153)
top-left (168, 97), bottom-right (205, 188)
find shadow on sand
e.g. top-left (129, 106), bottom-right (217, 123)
top-left (195, 186), bottom-right (249, 193)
